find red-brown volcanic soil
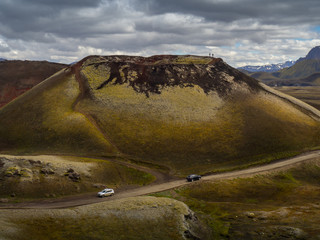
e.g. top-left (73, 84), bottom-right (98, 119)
top-left (0, 60), bottom-right (66, 107)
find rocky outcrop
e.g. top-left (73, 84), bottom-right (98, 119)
top-left (64, 168), bottom-right (81, 182)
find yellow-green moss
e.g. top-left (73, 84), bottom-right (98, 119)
top-left (149, 159), bottom-right (320, 238)
top-left (4, 166), bottom-right (20, 177)
top-left (172, 56), bottom-right (213, 64)
top-left (77, 78), bottom-right (320, 174)
top-left (81, 64), bottom-right (111, 90)
top-left (152, 56), bottom-right (213, 65)
top-left (0, 59), bottom-right (319, 175)
top-left (0, 70), bottom-right (117, 156)
top-left (77, 84), bottom-right (244, 174)
top-left (0, 197), bottom-right (206, 240)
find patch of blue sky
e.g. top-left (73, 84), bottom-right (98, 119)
top-left (294, 38), bottom-right (313, 41)
top-left (313, 26), bottom-right (320, 32)
top-left (235, 42), bottom-right (241, 48)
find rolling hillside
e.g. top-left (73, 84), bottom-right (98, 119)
top-left (0, 60), bottom-right (66, 107)
top-left (0, 55), bottom-right (319, 175)
top-left (278, 59), bottom-right (320, 79)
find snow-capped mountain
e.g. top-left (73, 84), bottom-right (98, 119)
top-left (238, 60), bottom-right (295, 73)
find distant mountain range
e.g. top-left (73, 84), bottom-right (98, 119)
top-left (0, 58), bottom-right (6, 62)
top-left (238, 60), bottom-right (296, 73)
top-left (240, 46), bottom-right (320, 87)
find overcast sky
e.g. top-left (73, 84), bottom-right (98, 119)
top-left (0, 0), bottom-right (319, 67)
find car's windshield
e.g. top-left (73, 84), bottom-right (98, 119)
top-left (102, 189), bottom-right (111, 193)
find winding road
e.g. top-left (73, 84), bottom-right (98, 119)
top-left (1, 150), bottom-right (320, 209)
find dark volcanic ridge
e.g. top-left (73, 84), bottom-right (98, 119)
top-left (76, 55), bottom-right (262, 98)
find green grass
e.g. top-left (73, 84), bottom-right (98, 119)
top-left (60, 156), bottom-right (156, 186)
top-left (179, 175), bottom-right (301, 206)
top-left (0, 70), bottom-right (117, 156)
top-left (279, 59), bottom-right (320, 79)
top-left (186, 200), bottom-right (230, 238)
top-left (150, 158), bottom-right (320, 238)
top-left (149, 190), bottom-right (174, 198)
top-left (10, 214), bottom-right (183, 240)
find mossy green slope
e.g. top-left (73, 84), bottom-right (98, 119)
top-left (152, 158), bottom-right (320, 239)
top-left (77, 55), bottom-right (320, 174)
top-left (0, 197), bottom-right (209, 240)
top-left (246, 59), bottom-right (320, 87)
top-left (0, 68), bottom-right (117, 156)
top-left (0, 55), bottom-right (319, 175)
top-left (278, 59), bottom-right (320, 79)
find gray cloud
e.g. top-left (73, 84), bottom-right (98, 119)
top-left (0, 0), bottom-right (319, 66)
top-left (133, 0), bottom-right (320, 25)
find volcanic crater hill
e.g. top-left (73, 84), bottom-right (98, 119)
top-left (0, 55), bottom-right (320, 175)
top-left (0, 60), bottom-right (67, 108)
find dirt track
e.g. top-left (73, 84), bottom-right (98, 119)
top-left (1, 150), bottom-right (320, 209)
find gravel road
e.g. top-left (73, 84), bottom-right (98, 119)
top-left (1, 150), bottom-right (319, 209)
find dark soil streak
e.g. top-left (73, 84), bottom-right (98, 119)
top-left (96, 62), bottom-right (122, 90)
top-left (84, 55), bottom-right (263, 98)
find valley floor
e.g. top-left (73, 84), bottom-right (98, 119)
top-left (275, 86), bottom-right (320, 110)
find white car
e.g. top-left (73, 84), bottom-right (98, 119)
top-left (97, 188), bottom-right (114, 198)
